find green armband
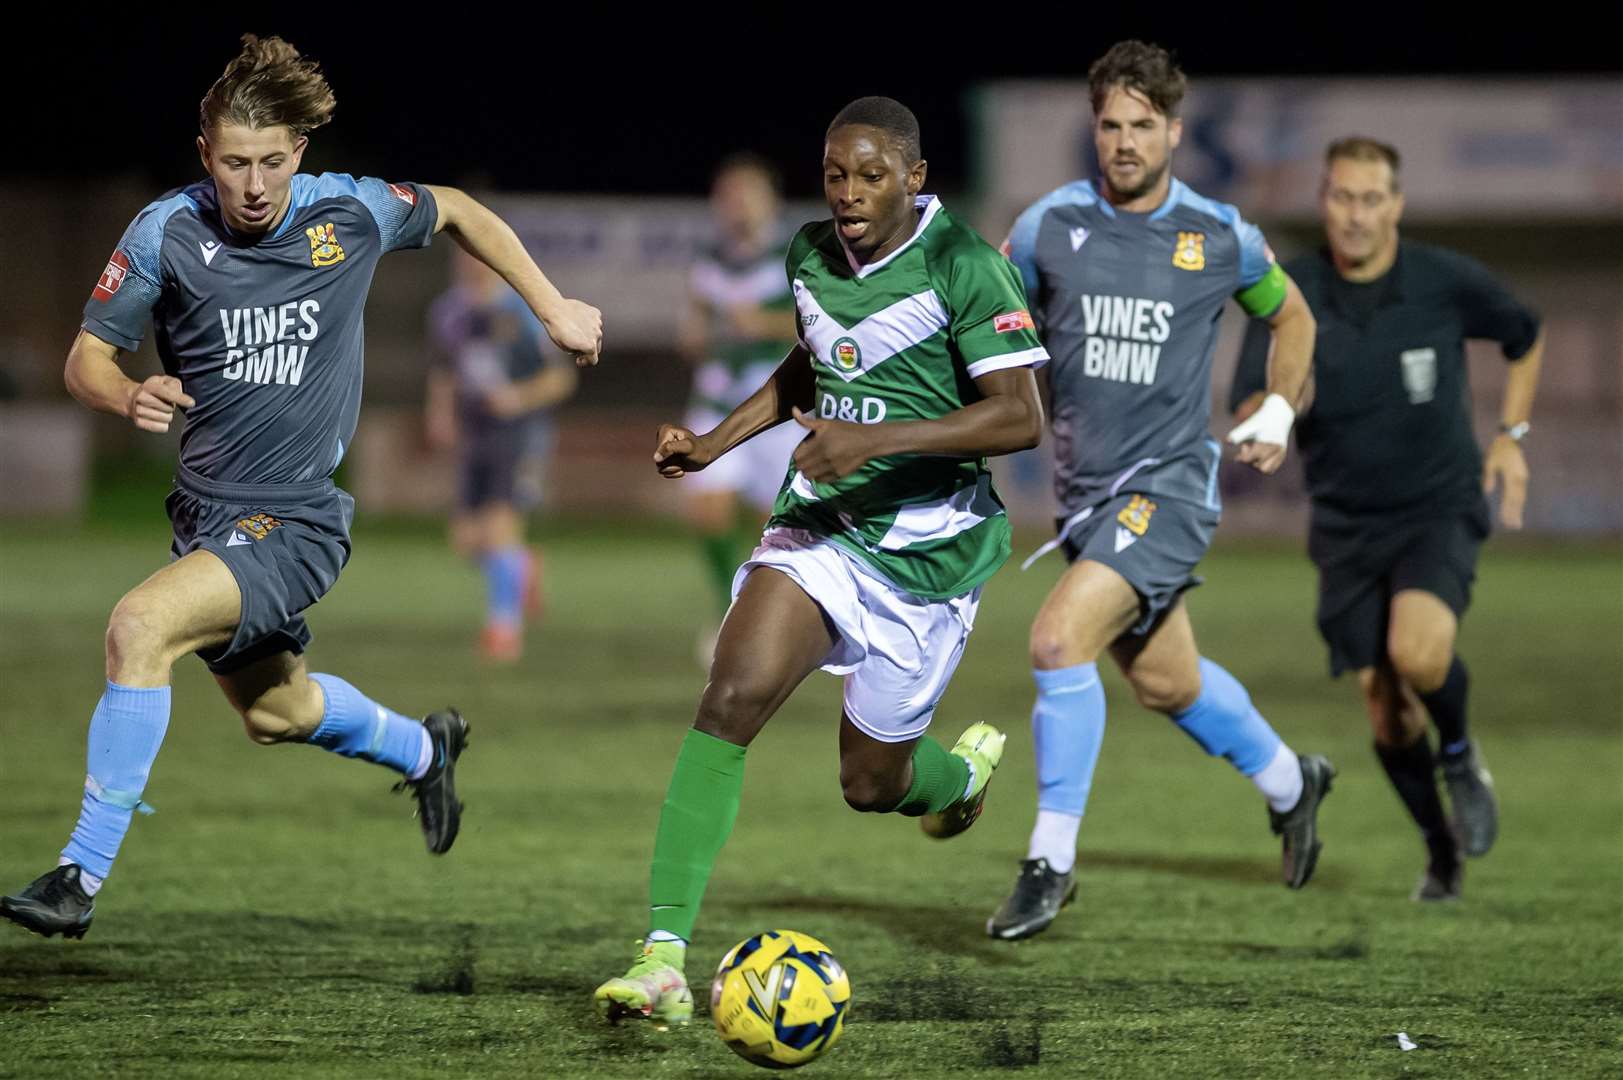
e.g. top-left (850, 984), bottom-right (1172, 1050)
top-left (1235, 262), bottom-right (1287, 318)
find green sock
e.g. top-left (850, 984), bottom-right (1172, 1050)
top-left (894, 737), bottom-right (970, 817)
top-left (699, 533), bottom-right (743, 616)
top-left (648, 728), bottom-right (747, 941)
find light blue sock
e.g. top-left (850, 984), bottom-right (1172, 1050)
top-left (61, 682), bottom-right (171, 882)
top-left (482, 546), bottom-right (527, 627)
top-left (1032, 662), bottom-right (1107, 815)
top-left (1171, 659), bottom-right (1282, 776)
top-left (307, 674), bottom-right (427, 777)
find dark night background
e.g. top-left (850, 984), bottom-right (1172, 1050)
top-left (17, 13), bottom-right (1620, 196)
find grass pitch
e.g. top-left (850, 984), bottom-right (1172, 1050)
top-left (2, 515), bottom-right (1619, 1078)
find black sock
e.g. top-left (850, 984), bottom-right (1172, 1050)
top-left (1417, 657), bottom-right (1470, 757)
top-left (1374, 737), bottom-right (1457, 864)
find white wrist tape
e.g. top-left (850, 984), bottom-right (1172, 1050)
top-left (1226, 393), bottom-right (1296, 447)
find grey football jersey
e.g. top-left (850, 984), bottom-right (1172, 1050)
top-left (1006, 178), bottom-right (1283, 514)
top-left (83, 173), bottom-right (438, 487)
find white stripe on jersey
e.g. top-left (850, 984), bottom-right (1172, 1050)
top-left (691, 259), bottom-right (786, 308)
top-left (966, 346), bottom-right (1049, 380)
top-left (792, 282), bottom-right (948, 383)
top-left (878, 472), bottom-right (1001, 551)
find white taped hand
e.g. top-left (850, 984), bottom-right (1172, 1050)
top-left (1226, 392), bottom-right (1295, 449)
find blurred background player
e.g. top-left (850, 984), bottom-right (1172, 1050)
top-left (990, 41), bottom-right (1334, 941)
top-left (426, 247), bottom-right (578, 662)
top-left (1231, 136), bottom-right (1543, 901)
top-left (676, 154), bottom-right (804, 663)
top-left (594, 97), bottom-right (1045, 1027)
top-left (0, 35), bottom-right (602, 939)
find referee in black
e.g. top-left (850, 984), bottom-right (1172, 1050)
top-left (1231, 136), bottom-right (1545, 902)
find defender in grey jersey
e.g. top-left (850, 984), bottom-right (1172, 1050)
top-left (1, 35), bottom-right (602, 940)
top-left (984, 41), bottom-right (1333, 943)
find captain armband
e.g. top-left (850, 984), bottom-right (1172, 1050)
top-left (1235, 263), bottom-right (1288, 319)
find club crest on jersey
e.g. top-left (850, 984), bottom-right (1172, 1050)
top-left (306, 223), bottom-right (345, 268)
top-left (1173, 232), bottom-right (1205, 272)
top-left (831, 336), bottom-right (861, 372)
top-left (1116, 494), bottom-right (1156, 536)
top-left (234, 513), bottom-right (282, 541)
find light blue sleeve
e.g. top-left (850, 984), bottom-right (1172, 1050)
top-left (301, 173), bottom-right (439, 253)
top-left (1231, 213), bottom-right (1275, 291)
top-left (1003, 201), bottom-right (1045, 300)
top-left (81, 193), bottom-right (192, 351)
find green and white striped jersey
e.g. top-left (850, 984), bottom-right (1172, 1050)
top-left (689, 230), bottom-right (799, 413)
top-left (768, 196), bottom-right (1048, 600)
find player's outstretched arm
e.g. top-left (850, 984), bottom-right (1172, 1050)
top-left (1226, 273), bottom-right (1315, 474)
top-left (656, 344), bottom-right (815, 477)
top-left (64, 329), bottom-right (194, 434)
top-left (1483, 327), bottom-right (1545, 530)
top-left (791, 367), bottom-right (1042, 484)
top-left (426, 185), bottom-right (603, 367)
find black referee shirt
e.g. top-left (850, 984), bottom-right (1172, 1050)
top-left (1232, 240), bottom-right (1540, 528)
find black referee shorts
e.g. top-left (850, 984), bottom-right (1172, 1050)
top-left (1310, 499), bottom-right (1490, 677)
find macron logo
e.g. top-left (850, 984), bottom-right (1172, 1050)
top-left (1114, 526), bottom-right (1137, 553)
top-left (227, 531), bottom-right (252, 548)
top-left (1070, 227), bottom-right (1090, 252)
top-left (199, 240), bottom-right (220, 267)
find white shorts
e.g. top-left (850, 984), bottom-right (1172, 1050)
top-left (683, 405), bottom-right (802, 510)
top-left (732, 527), bottom-right (981, 743)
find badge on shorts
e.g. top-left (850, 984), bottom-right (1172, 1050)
top-left (1116, 494), bottom-right (1157, 536)
top-left (1173, 232), bottom-right (1205, 272)
top-left (307, 223), bottom-right (346, 268)
top-left (1400, 348), bottom-right (1437, 404)
top-left (234, 513), bottom-right (282, 541)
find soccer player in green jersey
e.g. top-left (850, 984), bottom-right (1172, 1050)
top-left (594, 97), bottom-right (1048, 1026)
top-left (676, 155), bottom-right (805, 665)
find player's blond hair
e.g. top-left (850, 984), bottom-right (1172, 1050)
top-left (1326, 137), bottom-right (1402, 191)
top-left (199, 34), bottom-right (336, 138)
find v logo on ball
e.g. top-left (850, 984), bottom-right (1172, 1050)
top-left (742, 964), bottom-right (784, 1021)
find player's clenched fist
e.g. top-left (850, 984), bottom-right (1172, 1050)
top-left (654, 423), bottom-right (716, 477)
top-left (541, 298), bottom-right (604, 367)
top-left (791, 407), bottom-right (877, 483)
top-left (126, 375), bottom-right (194, 434)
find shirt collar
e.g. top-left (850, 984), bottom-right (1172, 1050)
top-left (840, 195), bottom-right (941, 278)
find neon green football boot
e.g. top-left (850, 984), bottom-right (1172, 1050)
top-left (594, 940), bottom-right (693, 1027)
top-left (921, 722), bottom-right (1007, 839)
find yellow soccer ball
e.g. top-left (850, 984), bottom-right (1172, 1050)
top-left (710, 929), bottom-right (851, 1069)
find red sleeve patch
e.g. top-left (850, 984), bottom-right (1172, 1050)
top-left (387, 182), bottom-right (418, 207)
top-left (993, 310), bottom-right (1034, 333)
top-left (92, 250), bottom-right (130, 302)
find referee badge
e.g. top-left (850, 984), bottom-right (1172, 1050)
top-left (1173, 232), bottom-right (1205, 272)
top-left (1400, 348), bottom-right (1438, 404)
top-left (306, 223), bottom-right (346, 268)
